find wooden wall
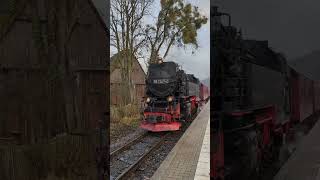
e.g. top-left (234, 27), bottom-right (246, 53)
top-left (110, 57), bottom-right (146, 105)
top-left (0, 133), bottom-right (99, 180)
top-left (0, 0), bottom-right (108, 179)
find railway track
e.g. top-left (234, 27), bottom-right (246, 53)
top-left (110, 102), bottom-right (208, 179)
top-left (110, 132), bottom-right (169, 180)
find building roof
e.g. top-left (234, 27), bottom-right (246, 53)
top-left (0, 1), bottom-right (108, 42)
top-left (89, 0), bottom-right (108, 29)
top-left (110, 51), bottom-right (146, 75)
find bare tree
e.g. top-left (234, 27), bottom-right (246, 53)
top-left (110, 0), bottom-right (153, 105)
top-left (146, 0), bottom-right (207, 64)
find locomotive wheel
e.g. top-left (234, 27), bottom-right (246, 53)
top-left (224, 130), bottom-right (262, 180)
top-left (269, 134), bottom-right (282, 165)
top-left (268, 133), bottom-right (289, 169)
top-left (196, 104), bottom-right (200, 115)
top-left (186, 113), bottom-right (192, 121)
top-left (238, 130), bottom-right (262, 179)
top-left (185, 102), bottom-right (192, 121)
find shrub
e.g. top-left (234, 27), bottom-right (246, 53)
top-left (111, 104), bottom-right (141, 125)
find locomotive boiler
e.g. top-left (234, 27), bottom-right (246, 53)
top-left (211, 6), bottom-right (291, 179)
top-left (140, 60), bottom-right (202, 132)
top-left (211, 5), bottom-right (320, 180)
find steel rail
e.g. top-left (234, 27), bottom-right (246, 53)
top-left (110, 132), bottom-right (148, 158)
top-left (115, 133), bottom-right (169, 180)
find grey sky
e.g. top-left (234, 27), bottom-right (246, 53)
top-left (164, 0), bottom-right (210, 80)
top-left (110, 0), bottom-right (210, 81)
top-left (212, 0), bottom-right (320, 60)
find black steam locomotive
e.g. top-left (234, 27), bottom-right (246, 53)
top-left (211, 6), bottom-right (291, 179)
top-left (140, 60), bottom-right (204, 132)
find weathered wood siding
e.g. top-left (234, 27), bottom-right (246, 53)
top-left (110, 58), bottom-right (146, 105)
top-left (0, 0), bottom-right (108, 142)
top-left (0, 0), bottom-right (108, 179)
top-left (0, 133), bottom-right (99, 180)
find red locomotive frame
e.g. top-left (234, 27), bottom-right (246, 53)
top-left (141, 83), bottom-right (209, 132)
top-left (210, 68), bottom-right (320, 179)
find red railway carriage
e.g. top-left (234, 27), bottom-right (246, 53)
top-left (313, 80), bottom-right (320, 112)
top-left (290, 68), bottom-right (316, 123)
top-left (200, 83), bottom-right (210, 102)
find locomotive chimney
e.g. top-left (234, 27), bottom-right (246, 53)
top-left (261, 41), bottom-right (268, 47)
top-left (211, 5), bottom-right (231, 27)
top-left (212, 6), bottom-right (218, 15)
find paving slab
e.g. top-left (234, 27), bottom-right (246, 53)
top-left (274, 117), bottom-right (320, 180)
top-left (151, 101), bottom-right (210, 180)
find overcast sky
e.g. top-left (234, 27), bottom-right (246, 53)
top-left (212, 0), bottom-right (320, 60)
top-left (100, 0), bottom-right (320, 80)
top-left (110, 0), bottom-right (210, 80)
top-left (163, 0), bottom-right (210, 80)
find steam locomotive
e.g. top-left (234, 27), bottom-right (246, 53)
top-left (211, 6), bottom-right (320, 179)
top-left (140, 60), bottom-right (209, 132)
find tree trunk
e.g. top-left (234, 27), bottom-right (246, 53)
top-left (149, 50), bottom-right (158, 64)
top-left (120, 61), bottom-right (131, 106)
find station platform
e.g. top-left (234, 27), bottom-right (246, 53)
top-left (151, 101), bottom-right (210, 180)
top-left (274, 117), bottom-right (320, 180)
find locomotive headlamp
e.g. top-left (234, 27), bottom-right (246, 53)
top-left (167, 96), bottom-right (174, 102)
top-left (158, 59), bottom-right (163, 64)
top-left (146, 97), bottom-right (151, 103)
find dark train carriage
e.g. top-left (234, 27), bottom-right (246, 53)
top-left (186, 74), bottom-right (200, 98)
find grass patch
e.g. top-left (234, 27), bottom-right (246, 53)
top-left (111, 104), bottom-right (141, 122)
top-left (110, 104), bottom-right (142, 141)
